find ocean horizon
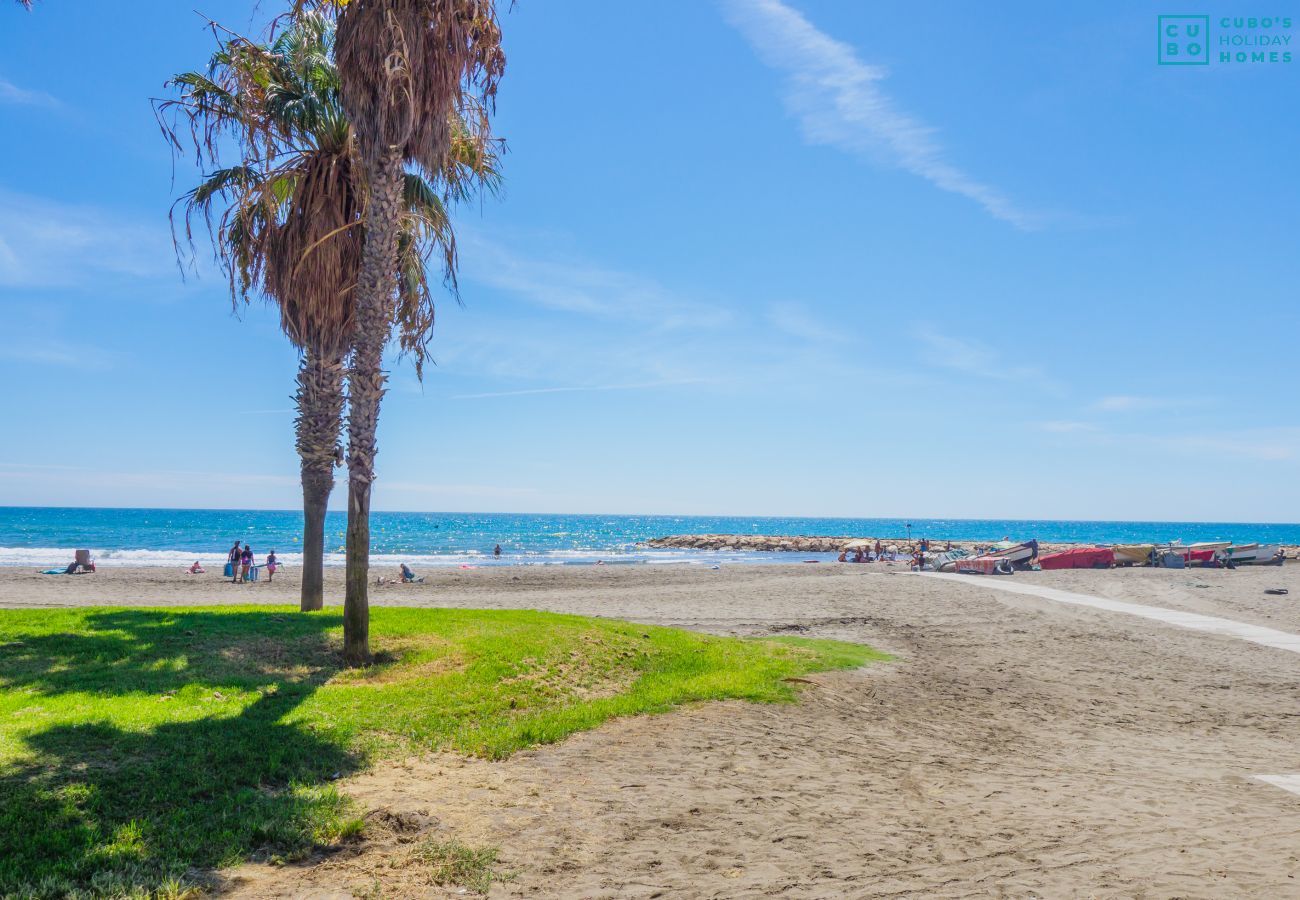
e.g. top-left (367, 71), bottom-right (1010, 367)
top-left (2, 506), bottom-right (1297, 569)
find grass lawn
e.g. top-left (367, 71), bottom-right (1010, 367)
top-left (0, 605), bottom-right (887, 898)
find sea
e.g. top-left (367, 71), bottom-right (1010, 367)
top-left (1, 507), bottom-right (1298, 569)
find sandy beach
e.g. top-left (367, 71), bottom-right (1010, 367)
top-left (5, 562), bottom-right (1300, 897)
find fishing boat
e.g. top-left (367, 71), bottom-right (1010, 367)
top-left (1038, 547), bottom-right (1115, 570)
top-left (1227, 543), bottom-right (1284, 565)
top-left (1183, 541), bottom-right (1230, 566)
top-left (984, 540), bottom-right (1037, 569)
top-left (1113, 544), bottom-right (1155, 567)
top-left (955, 556), bottom-right (1015, 575)
top-left (1157, 550), bottom-right (1186, 569)
top-left (931, 549), bottom-right (969, 572)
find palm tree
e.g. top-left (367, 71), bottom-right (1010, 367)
top-left (330, 0), bottom-right (505, 664)
top-left (159, 13), bottom-right (498, 615)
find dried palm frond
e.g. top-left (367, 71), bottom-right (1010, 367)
top-left (333, 0), bottom-right (505, 174)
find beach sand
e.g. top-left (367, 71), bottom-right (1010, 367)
top-left (5, 562), bottom-right (1300, 897)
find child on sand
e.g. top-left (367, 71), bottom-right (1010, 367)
top-left (265, 550), bottom-right (278, 582)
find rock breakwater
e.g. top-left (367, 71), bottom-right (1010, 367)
top-left (642, 534), bottom-right (1006, 554)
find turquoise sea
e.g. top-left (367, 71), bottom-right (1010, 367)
top-left (1, 507), bottom-right (1297, 569)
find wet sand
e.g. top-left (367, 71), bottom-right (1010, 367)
top-left (5, 562), bottom-right (1300, 897)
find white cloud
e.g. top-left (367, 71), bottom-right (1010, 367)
top-left (1091, 395), bottom-right (1186, 413)
top-left (765, 301), bottom-right (851, 344)
top-left (451, 379), bottom-right (706, 400)
top-left (1167, 429), bottom-right (1300, 462)
top-left (0, 461), bottom-right (297, 491)
top-left (1036, 425), bottom-right (1300, 463)
top-left (0, 340), bottom-right (116, 370)
top-left (0, 190), bottom-right (173, 288)
top-left (377, 480), bottom-right (538, 498)
top-left (720, 0), bottom-right (1036, 228)
top-left (915, 328), bottom-right (1043, 382)
top-left (1040, 421), bottom-right (1098, 434)
top-left (460, 235), bottom-right (732, 330)
top-left (0, 77), bottom-right (59, 108)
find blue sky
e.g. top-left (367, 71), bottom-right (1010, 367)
top-left (1, 1), bottom-right (1297, 521)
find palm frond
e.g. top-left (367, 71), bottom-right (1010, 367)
top-left (163, 4), bottom-right (503, 375)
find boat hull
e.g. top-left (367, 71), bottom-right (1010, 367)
top-left (1228, 544), bottom-right (1284, 565)
top-left (955, 556), bottom-right (1015, 575)
top-left (1114, 544), bottom-right (1154, 567)
top-left (985, 543), bottom-right (1037, 569)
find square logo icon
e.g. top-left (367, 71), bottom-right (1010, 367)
top-left (1159, 15), bottom-right (1210, 64)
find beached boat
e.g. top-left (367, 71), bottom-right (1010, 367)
top-left (931, 549), bottom-right (969, 572)
top-left (984, 541), bottom-right (1037, 569)
top-left (955, 556), bottom-right (1015, 575)
top-left (1157, 550), bottom-right (1186, 569)
top-left (1113, 544), bottom-right (1155, 567)
top-left (1038, 547), bottom-right (1115, 570)
top-left (1178, 542), bottom-right (1229, 565)
top-left (1227, 543), bottom-right (1284, 565)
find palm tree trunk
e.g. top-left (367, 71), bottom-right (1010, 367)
top-left (343, 147), bottom-right (405, 666)
top-left (296, 350), bottom-right (345, 612)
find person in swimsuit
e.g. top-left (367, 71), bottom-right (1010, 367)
top-left (265, 550), bottom-right (278, 582)
top-left (229, 542), bottom-right (243, 583)
top-left (240, 545), bottom-right (253, 583)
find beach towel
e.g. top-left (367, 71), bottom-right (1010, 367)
top-left (40, 568), bottom-right (65, 575)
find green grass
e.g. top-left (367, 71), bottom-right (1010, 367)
top-left (0, 605), bottom-right (887, 897)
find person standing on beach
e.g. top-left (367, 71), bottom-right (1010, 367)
top-left (240, 545), bottom-right (254, 583)
top-left (265, 550), bottom-right (278, 582)
top-left (228, 541), bottom-right (242, 584)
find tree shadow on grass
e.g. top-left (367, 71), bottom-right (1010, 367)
top-left (0, 609), bottom-right (363, 896)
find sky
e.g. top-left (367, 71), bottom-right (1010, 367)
top-left (0, 1), bottom-right (1297, 521)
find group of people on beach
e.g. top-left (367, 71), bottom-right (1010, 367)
top-left (224, 542), bottom-right (278, 584)
top-left (838, 538), bottom-right (953, 564)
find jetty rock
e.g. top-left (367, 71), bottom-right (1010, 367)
top-left (643, 534), bottom-right (917, 553)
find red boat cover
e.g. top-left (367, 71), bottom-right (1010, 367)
top-left (1038, 547), bottom-right (1115, 570)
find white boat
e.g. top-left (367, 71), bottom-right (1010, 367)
top-left (1228, 543), bottom-right (1284, 565)
top-left (1112, 544), bottom-right (1155, 566)
top-left (984, 541), bottom-right (1037, 569)
top-left (932, 549), bottom-right (969, 572)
